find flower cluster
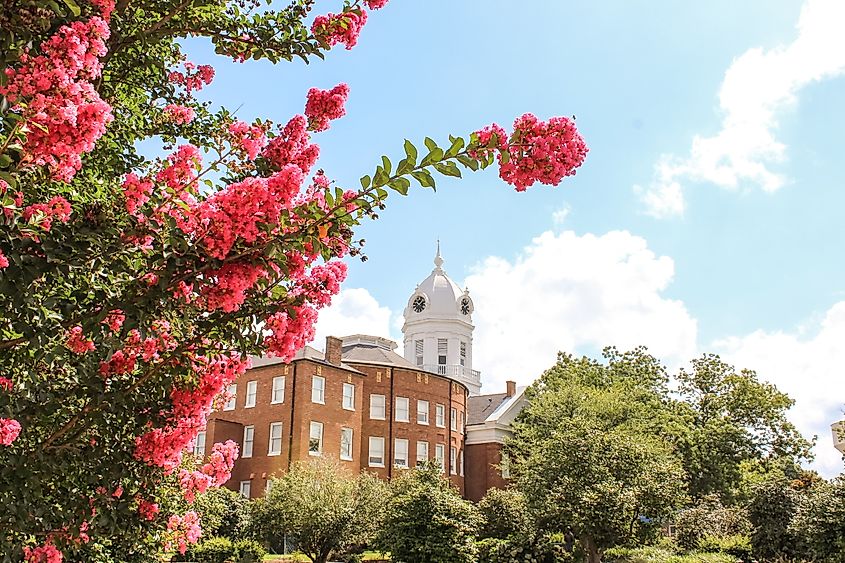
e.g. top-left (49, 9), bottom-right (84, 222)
top-left (0, 418), bottom-right (21, 446)
top-left (263, 115), bottom-right (320, 174)
top-left (22, 196), bottom-right (73, 231)
top-left (137, 499), bottom-right (160, 521)
top-left (305, 84), bottom-right (350, 132)
top-left (474, 114), bottom-right (588, 191)
top-left (179, 440), bottom-right (239, 501)
top-left (23, 543), bottom-right (63, 563)
top-left (364, 0), bottom-right (390, 8)
top-left (90, 0), bottom-right (115, 20)
top-left (66, 326), bottom-right (95, 354)
top-left (0, 377), bottom-right (12, 391)
top-left (99, 323), bottom-right (175, 378)
top-left (311, 10), bottom-right (368, 50)
top-left (295, 260), bottom-right (348, 308)
top-left (264, 304), bottom-right (318, 361)
top-left (0, 251), bottom-right (8, 269)
top-left (0, 17), bottom-right (112, 181)
top-left (102, 310), bottom-right (125, 333)
top-left (168, 62), bottom-right (215, 93)
top-left (163, 104), bottom-right (196, 125)
top-left (123, 173), bottom-right (154, 216)
top-left (202, 262), bottom-right (268, 312)
top-left (228, 120), bottom-right (268, 160)
top-left (165, 511), bottom-right (202, 554)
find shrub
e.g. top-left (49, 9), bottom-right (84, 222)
top-left (697, 534), bottom-right (751, 561)
top-left (232, 539), bottom-right (266, 563)
top-left (478, 488), bottom-right (533, 540)
top-left (604, 546), bottom-right (737, 563)
top-left (476, 536), bottom-right (574, 563)
top-left (185, 537), bottom-right (234, 563)
top-left (673, 495), bottom-right (750, 551)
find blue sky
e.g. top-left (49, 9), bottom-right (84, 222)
top-left (188, 1), bottom-right (845, 475)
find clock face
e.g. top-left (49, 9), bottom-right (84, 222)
top-left (460, 297), bottom-right (471, 315)
top-left (412, 295), bottom-right (426, 313)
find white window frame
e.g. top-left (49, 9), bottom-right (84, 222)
top-left (416, 440), bottom-right (429, 466)
top-left (239, 480), bottom-right (251, 498)
top-left (224, 383), bottom-right (237, 411)
top-left (265, 480), bottom-right (274, 496)
top-left (450, 446), bottom-right (457, 475)
top-left (451, 407), bottom-right (458, 431)
top-left (394, 438), bottom-right (409, 468)
top-left (415, 339), bottom-right (424, 366)
top-left (368, 436), bottom-right (385, 467)
top-left (459, 411), bottom-right (464, 433)
top-left (194, 431), bottom-right (206, 458)
top-left (395, 397), bottom-right (410, 422)
top-left (435, 444), bottom-right (446, 473)
top-left (309, 421), bottom-right (323, 456)
top-left (268, 422), bottom-right (283, 456)
top-left (342, 382), bottom-right (355, 411)
top-left (340, 427), bottom-right (353, 461)
top-left (370, 394), bottom-right (386, 420)
top-left (271, 376), bottom-right (285, 404)
top-left (417, 400), bottom-right (429, 425)
top-left (245, 380), bottom-right (257, 408)
top-left (311, 375), bottom-right (325, 404)
top-left (459, 450), bottom-right (464, 476)
top-left (242, 425), bottom-right (254, 458)
top-left (435, 403), bottom-right (445, 427)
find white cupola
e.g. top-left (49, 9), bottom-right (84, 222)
top-left (402, 243), bottom-right (481, 395)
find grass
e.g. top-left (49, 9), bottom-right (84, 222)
top-left (263, 552), bottom-right (389, 562)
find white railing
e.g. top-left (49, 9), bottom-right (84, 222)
top-left (422, 364), bottom-right (481, 381)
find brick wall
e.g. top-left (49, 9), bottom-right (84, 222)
top-left (464, 441), bottom-right (509, 501)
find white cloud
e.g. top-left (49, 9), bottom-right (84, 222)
top-left (551, 204), bottom-right (572, 226)
top-left (309, 288), bottom-right (394, 349)
top-left (713, 304), bottom-right (845, 477)
top-left (465, 229), bottom-right (699, 392)
top-left (639, 0), bottom-right (845, 217)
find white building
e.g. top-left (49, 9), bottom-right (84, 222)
top-left (832, 421), bottom-right (844, 454)
top-left (402, 245), bottom-right (482, 395)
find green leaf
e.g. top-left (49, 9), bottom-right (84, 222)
top-left (403, 139), bottom-right (417, 163)
top-left (62, 0), bottom-right (81, 16)
top-left (396, 157), bottom-right (413, 176)
top-left (360, 175), bottom-right (371, 189)
top-left (424, 137), bottom-right (437, 152)
top-left (387, 177), bottom-right (411, 196)
top-left (456, 155), bottom-right (479, 171)
top-left (445, 136), bottom-right (465, 158)
top-left (411, 170), bottom-right (436, 190)
top-left (433, 162), bottom-right (461, 178)
top-left (381, 156), bottom-right (392, 176)
top-left (420, 148), bottom-right (444, 167)
top-left (373, 166), bottom-right (388, 187)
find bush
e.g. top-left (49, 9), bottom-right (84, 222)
top-left (232, 539), bottom-right (266, 563)
top-left (604, 546), bottom-right (737, 563)
top-left (697, 534), bottom-right (751, 561)
top-left (477, 488), bottom-right (533, 540)
top-left (475, 535), bottom-right (574, 563)
top-left (673, 495), bottom-right (750, 551)
top-left (185, 537), bottom-right (234, 563)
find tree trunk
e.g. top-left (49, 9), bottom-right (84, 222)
top-left (580, 535), bottom-right (602, 563)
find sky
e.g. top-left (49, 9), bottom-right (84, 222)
top-left (188, 0), bottom-right (845, 476)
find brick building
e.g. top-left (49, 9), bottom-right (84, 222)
top-left (200, 247), bottom-right (522, 500)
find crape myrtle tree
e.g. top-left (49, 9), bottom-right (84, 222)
top-left (0, 0), bottom-right (588, 560)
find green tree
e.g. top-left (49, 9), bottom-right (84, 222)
top-left (376, 462), bottom-right (481, 563)
top-left (249, 459), bottom-right (386, 563)
top-left (791, 478), bottom-right (845, 563)
top-left (193, 486), bottom-right (250, 540)
top-left (508, 350), bottom-right (687, 563)
top-left (477, 488), bottom-right (533, 541)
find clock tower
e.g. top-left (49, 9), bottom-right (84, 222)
top-left (402, 244), bottom-right (481, 395)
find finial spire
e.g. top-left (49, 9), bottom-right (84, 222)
top-left (434, 238), bottom-right (444, 270)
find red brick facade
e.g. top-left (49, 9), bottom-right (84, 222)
top-left (464, 441), bottom-right (509, 502)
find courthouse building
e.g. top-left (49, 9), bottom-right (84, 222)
top-left (200, 247), bottom-right (521, 500)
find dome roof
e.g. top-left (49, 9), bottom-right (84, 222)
top-left (404, 244), bottom-right (473, 319)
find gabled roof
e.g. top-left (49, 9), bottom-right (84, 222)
top-left (341, 341), bottom-right (417, 369)
top-left (467, 393), bottom-right (510, 425)
top-left (249, 346), bottom-right (363, 374)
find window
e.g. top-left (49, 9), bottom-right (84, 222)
top-left (311, 375), bottom-right (325, 404)
top-left (309, 421), bottom-right (323, 455)
top-left (451, 407), bottom-right (458, 431)
top-left (242, 426), bottom-right (254, 458)
top-left (450, 446), bottom-right (457, 475)
top-left (500, 452), bottom-right (511, 479)
top-left (239, 480), bottom-right (251, 498)
top-left (271, 376), bottom-right (285, 404)
top-left (245, 380), bottom-right (257, 408)
top-left (194, 431), bottom-right (206, 458)
top-left (394, 438), bottom-right (409, 468)
top-left (224, 383), bottom-right (237, 411)
top-left (265, 480), bottom-right (274, 495)
top-left (370, 394), bottom-right (386, 420)
top-left (342, 383), bottom-right (355, 410)
top-left (340, 427), bottom-right (353, 461)
top-left (459, 450), bottom-right (464, 476)
top-left (268, 422), bottom-right (283, 456)
top-left (416, 441), bottom-right (429, 466)
top-left (435, 444), bottom-right (446, 473)
top-left (368, 436), bottom-right (385, 467)
top-left (459, 411), bottom-right (464, 433)
top-left (435, 404), bottom-right (445, 427)
top-left (460, 341), bottom-right (466, 366)
top-left (417, 400), bottom-right (429, 425)
top-left (415, 339), bottom-right (424, 366)
top-left (437, 338), bottom-right (448, 367)
top-left (395, 397), bottom-right (409, 422)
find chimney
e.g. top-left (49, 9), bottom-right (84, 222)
top-left (506, 380), bottom-right (516, 397)
top-left (325, 336), bottom-right (343, 366)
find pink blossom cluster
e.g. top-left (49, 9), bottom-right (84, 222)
top-left (179, 440), bottom-right (239, 501)
top-left (22, 196), bottom-right (72, 231)
top-left (156, 144), bottom-right (202, 194)
top-left (137, 498), bottom-right (160, 521)
top-left (295, 260), bottom-right (348, 308)
top-left (102, 309), bottom-right (125, 332)
top-left (202, 262), bottom-right (268, 312)
top-left (305, 84), bottom-right (350, 132)
top-left (0, 251), bottom-right (8, 269)
top-left (0, 377), bottom-right (12, 391)
top-left (0, 17), bottom-right (113, 181)
top-left (364, 0), bottom-right (390, 8)
top-left (23, 543), bottom-right (62, 563)
top-left (168, 62), bottom-right (215, 93)
top-left (475, 114), bottom-right (588, 192)
top-left (99, 323), bottom-right (175, 378)
top-left (311, 10), bottom-right (368, 50)
top-left (263, 115), bottom-right (320, 174)
top-left (122, 173), bottom-right (154, 216)
top-left (165, 511), bottom-right (202, 554)
top-left (0, 418), bottom-right (21, 446)
top-left (264, 304), bottom-right (318, 361)
top-left (66, 325), bottom-right (95, 354)
top-left (163, 104), bottom-right (196, 125)
top-left (134, 355), bottom-right (247, 471)
top-left (228, 120), bottom-right (268, 160)
top-left (89, 0), bottom-right (115, 20)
